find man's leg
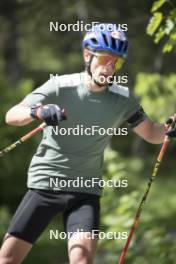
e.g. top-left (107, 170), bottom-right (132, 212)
top-left (0, 189), bottom-right (60, 264)
top-left (68, 232), bottom-right (98, 264)
top-left (0, 234), bottom-right (32, 264)
top-left (63, 193), bottom-right (100, 264)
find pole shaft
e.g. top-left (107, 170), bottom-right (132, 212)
top-left (0, 122), bottom-right (46, 157)
top-left (118, 136), bottom-right (170, 264)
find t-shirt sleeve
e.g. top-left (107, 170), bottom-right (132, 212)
top-left (23, 77), bottom-right (59, 106)
top-left (124, 89), bottom-right (147, 128)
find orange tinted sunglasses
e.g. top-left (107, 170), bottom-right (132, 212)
top-left (89, 50), bottom-right (125, 71)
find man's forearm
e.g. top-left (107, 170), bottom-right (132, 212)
top-left (133, 119), bottom-right (167, 144)
top-left (149, 123), bottom-right (166, 144)
top-left (5, 104), bottom-right (33, 126)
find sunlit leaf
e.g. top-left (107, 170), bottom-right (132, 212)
top-left (147, 12), bottom-right (163, 36)
top-left (151, 0), bottom-right (167, 12)
top-left (163, 42), bottom-right (173, 52)
top-left (165, 19), bottom-right (175, 34)
top-left (154, 26), bottom-right (166, 43)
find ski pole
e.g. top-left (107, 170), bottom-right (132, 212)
top-left (0, 122), bottom-right (46, 157)
top-left (118, 122), bottom-right (172, 264)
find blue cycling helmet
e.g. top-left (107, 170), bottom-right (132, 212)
top-left (82, 23), bottom-right (128, 58)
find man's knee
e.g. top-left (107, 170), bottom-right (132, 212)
top-left (0, 256), bottom-right (14, 264)
top-left (1, 234), bottom-right (10, 244)
top-left (69, 246), bottom-right (93, 264)
top-left (0, 233), bottom-right (32, 264)
top-left (0, 236), bottom-right (13, 264)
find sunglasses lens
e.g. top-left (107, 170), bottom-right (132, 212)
top-left (115, 58), bottom-right (125, 70)
top-left (97, 56), bottom-right (109, 65)
top-left (88, 51), bottom-right (125, 71)
top-left (96, 54), bottom-right (125, 71)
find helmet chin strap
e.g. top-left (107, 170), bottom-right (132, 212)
top-left (86, 54), bottom-right (94, 78)
top-left (86, 55), bottom-right (103, 87)
top-left (86, 55), bottom-right (106, 87)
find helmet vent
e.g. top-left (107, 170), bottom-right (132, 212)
top-left (118, 40), bottom-right (123, 52)
top-left (102, 33), bottom-right (109, 47)
top-left (111, 37), bottom-right (116, 50)
top-left (99, 25), bottom-right (104, 30)
top-left (91, 38), bottom-right (98, 45)
top-left (124, 42), bottom-right (128, 53)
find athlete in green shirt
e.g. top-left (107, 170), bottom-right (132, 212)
top-left (0, 23), bottom-right (176, 264)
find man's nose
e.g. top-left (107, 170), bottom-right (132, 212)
top-left (103, 63), bottom-right (114, 72)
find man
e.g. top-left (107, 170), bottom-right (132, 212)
top-left (0, 23), bottom-right (175, 264)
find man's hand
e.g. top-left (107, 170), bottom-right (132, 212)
top-left (165, 116), bottom-right (176, 138)
top-left (33, 104), bottom-right (67, 126)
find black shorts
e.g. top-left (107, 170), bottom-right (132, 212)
top-left (7, 189), bottom-right (100, 244)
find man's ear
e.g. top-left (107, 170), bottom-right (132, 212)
top-left (83, 49), bottom-right (91, 62)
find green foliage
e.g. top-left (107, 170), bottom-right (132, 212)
top-left (0, 75), bottom-right (37, 207)
top-left (147, 12), bottom-right (163, 36)
top-left (151, 0), bottom-right (167, 12)
top-left (96, 148), bottom-right (176, 264)
top-left (147, 0), bottom-right (176, 52)
top-left (97, 148), bottom-right (143, 262)
top-left (135, 73), bottom-right (176, 121)
top-left (0, 207), bottom-right (10, 238)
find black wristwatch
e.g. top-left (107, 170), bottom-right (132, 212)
top-left (30, 104), bottom-right (42, 119)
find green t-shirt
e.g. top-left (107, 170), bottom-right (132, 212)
top-left (23, 72), bottom-right (144, 196)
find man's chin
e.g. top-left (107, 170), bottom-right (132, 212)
top-left (92, 76), bottom-right (109, 86)
top-left (93, 78), bottom-right (108, 87)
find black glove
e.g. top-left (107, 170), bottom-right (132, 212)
top-left (165, 117), bottom-right (176, 138)
top-left (31, 104), bottom-right (67, 126)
